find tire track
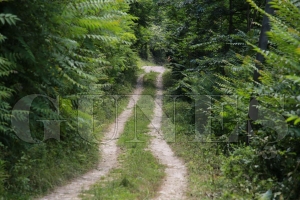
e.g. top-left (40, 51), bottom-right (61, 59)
top-left (39, 75), bottom-right (144, 200)
top-left (143, 66), bottom-right (188, 200)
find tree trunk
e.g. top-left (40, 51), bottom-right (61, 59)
top-left (253, 0), bottom-right (274, 83)
top-left (228, 0), bottom-right (234, 35)
top-left (247, 0), bottom-right (274, 144)
top-left (247, 4), bottom-right (251, 32)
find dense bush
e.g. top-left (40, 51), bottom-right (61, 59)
top-left (158, 0), bottom-right (300, 199)
top-left (0, 0), bottom-right (138, 198)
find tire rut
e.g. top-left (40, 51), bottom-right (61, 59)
top-left (38, 75), bottom-right (144, 200)
top-left (143, 66), bottom-right (188, 200)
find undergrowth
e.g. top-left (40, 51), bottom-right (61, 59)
top-left (137, 58), bottom-right (158, 68)
top-left (0, 0), bottom-right (139, 198)
top-left (161, 70), bottom-right (231, 199)
top-left (6, 81), bottom-right (135, 200)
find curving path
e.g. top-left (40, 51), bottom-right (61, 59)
top-left (39, 66), bottom-right (188, 200)
top-left (143, 66), bottom-right (188, 200)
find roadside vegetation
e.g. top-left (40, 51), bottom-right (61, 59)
top-left (0, 0), bottom-right (138, 198)
top-left (1, 0), bottom-right (300, 199)
top-left (160, 0), bottom-right (300, 199)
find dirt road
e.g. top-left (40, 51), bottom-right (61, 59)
top-left (39, 75), bottom-right (144, 200)
top-left (39, 66), bottom-right (188, 200)
top-left (143, 66), bottom-right (188, 200)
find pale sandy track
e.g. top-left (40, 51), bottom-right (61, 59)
top-left (38, 67), bottom-right (188, 200)
top-left (143, 66), bottom-right (188, 200)
top-left (38, 75), bottom-right (144, 200)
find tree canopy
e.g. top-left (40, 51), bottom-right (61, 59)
top-left (156, 0), bottom-right (300, 198)
top-left (1, 0), bottom-right (300, 199)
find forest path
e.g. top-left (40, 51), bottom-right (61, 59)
top-left (143, 66), bottom-right (188, 200)
top-left (39, 74), bottom-right (144, 200)
top-left (39, 66), bottom-right (187, 200)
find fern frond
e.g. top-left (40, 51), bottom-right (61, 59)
top-left (74, 0), bottom-right (116, 11)
top-left (0, 34), bottom-right (6, 43)
top-left (0, 13), bottom-right (20, 25)
top-left (17, 37), bottom-right (36, 62)
top-left (82, 34), bottom-right (119, 42)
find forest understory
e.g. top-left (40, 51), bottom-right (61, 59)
top-left (1, 0), bottom-right (300, 199)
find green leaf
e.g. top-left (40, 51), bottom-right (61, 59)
top-left (259, 190), bottom-right (272, 200)
top-left (0, 13), bottom-right (20, 25)
top-left (286, 115), bottom-right (299, 123)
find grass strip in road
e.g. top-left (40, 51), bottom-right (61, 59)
top-left (81, 71), bottom-right (165, 200)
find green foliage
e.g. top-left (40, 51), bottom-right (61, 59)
top-left (0, 13), bottom-right (19, 25)
top-left (0, 0), bottom-right (139, 198)
top-left (0, 149), bottom-right (7, 197)
top-left (161, 73), bottom-right (225, 199)
top-left (129, 0), bottom-right (167, 63)
top-left (221, 146), bottom-right (275, 199)
top-left (214, 1), bottom-right (300, 198)
top-left (160, 0), bottom-right (300, 199)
